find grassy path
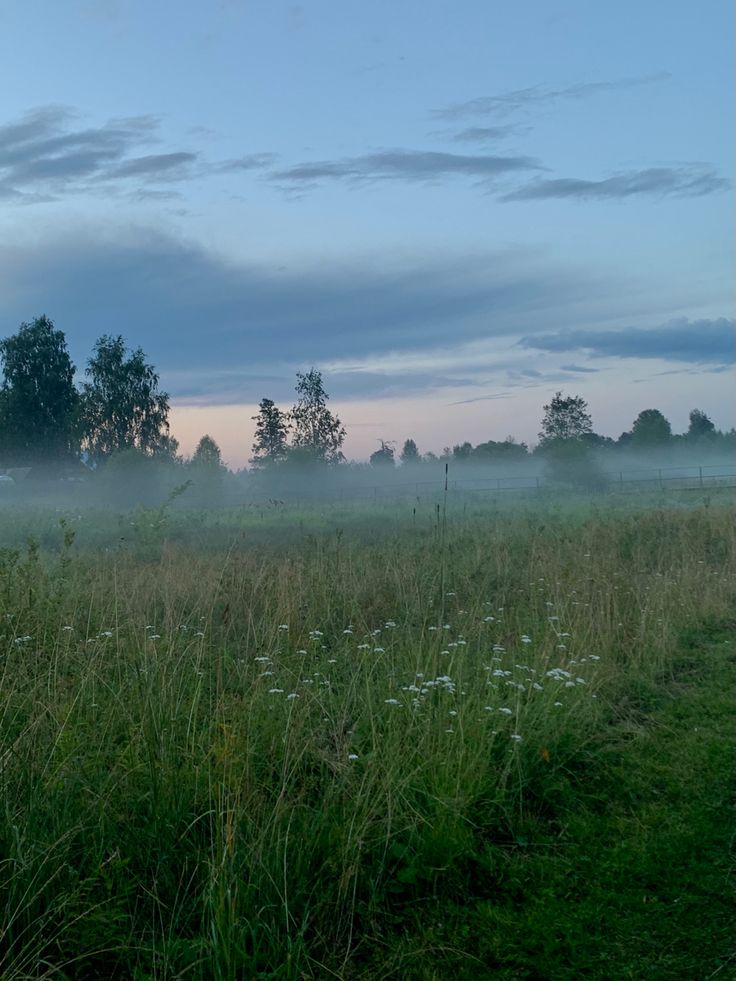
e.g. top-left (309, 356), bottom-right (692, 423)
top-left (371, 620), bottom-right (736, 981)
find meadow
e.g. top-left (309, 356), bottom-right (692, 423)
top-left (0, 488), bottom-right (734, 979)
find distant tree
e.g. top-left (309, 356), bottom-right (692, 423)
top-left (538, 392), bottom-right (593, 445)
top-left (289, 369), bottom-right (346, 464)
top-left (250, 398), bottom-right (289, 467)
top-left (472, 438), bottom-right (529, 462)
top-left (192, 434), bottom-right (224, 471)
top-left (452, 441), bottom-right (473, 461)
top-left (81, 336), bottom-right (171, 464)
top-left (400, 438), bottom-right (420, 464)
top-left (630, 409), bottom-right (672, 447)
top-left (0, 315), bottom-right (79, 465)
top-left (687, 409), bottom-right (716, 441)
top-left (369, 440), bottom-right (395, 467)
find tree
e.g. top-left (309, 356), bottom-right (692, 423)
top-left (81, 335), bottom-right (171, 464)
top-left (472, 438), bottom-right (529, 462)
top-left (400, 438), bottom-right (420, 464)
top-left (630, 409), bottom-right (672, 447)
top-left (687, 409), bottom-right (716, 441)
top-left (191, 434), bottom-right (224, 471)
top-left (250, 398), bottom-right (289, 467)
top-left (289, 369), bottom-right (345, 464)
top-left (0, 315), bottom-right (79, 465)
top-left (538, 392), bottom-right (593, 445)
top-left (452, 441), bottom-right (473, 461)
top-left (369, 440), bottom-right (395, 467)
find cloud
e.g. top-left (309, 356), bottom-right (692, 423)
top-left (451, 126), bottom-right (515, 143)
top-left (435, 73), bottom-right (670, 120)
top-left (502, 167), bottom-right (730, 202)
top-left (107, 152), bottom-right (198, 180)
top-left (0, 105), bottom-right (273, 201)
top-left (269, 149), bottom-right (540, 188)
top-left (519, 318), bottom-right (735, 364)
top-left (0, 226), bottom-right (615, 402)
top-left (560, 363), bottom-right (599, 373)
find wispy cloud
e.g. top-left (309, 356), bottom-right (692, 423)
top-left (519, 318), bottom-right (735, 364)
top-left (451, 126), bottom-right (515, 143)
top-left (502, 166), bottom-right (729, 202)
top-left (269, 149), bottom-right (540, 188)
top-left (435, 73), bottom-right (671, 120)
top-left (0, 105), bottom-right (273, 201)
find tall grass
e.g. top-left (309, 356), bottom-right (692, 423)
top-left (0, 499), bottom-right (733, 978)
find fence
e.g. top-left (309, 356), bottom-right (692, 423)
top-left (277, 463), bottom-right (736, 505)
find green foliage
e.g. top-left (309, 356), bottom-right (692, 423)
top-left (250, 398), bottom-right (289, 468)
top-left (369, 439), bottom-right (395, 466)
top-left (81, 335), bottom-right (172, 464)
top-left (400, 438), bottom-right (420, 463)
top-left (191, 434), bottom-right (224, 471)
top-left (687, 407), bottom-right (716, 441)
top-left (471, 437), bottom-right (529, 462)
top-left (629, 408), bottom-right (673, 447)
top-left (289, 368), bottom-right (345, 464)
top-left (0, 315), bottom-right (79, 465)
top-left (538, 391), bottom-right (593, 445)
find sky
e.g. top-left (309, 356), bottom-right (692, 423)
top-left (0, 0), bottom-right (733, 467)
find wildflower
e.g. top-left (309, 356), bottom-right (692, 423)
top-left (278, 624), bottom-right (289, 631)
top-left (343, 629), bottom-right (353, 634)
top-left (255, 656), bottom-right (271, 662)
top-left (268, 688), bottom-right (284, 694)
top-left (286, 693), bottom-right (299, 700)
top-left (554, 701), bottom-right (563, 707)
top-left (62, 625), bottom-right (73, 631)
top-left (384, 698), bottom-right (401, 705)
top-left (498, 707), bottom-right (513, 715)
top-left (521, 635), bottom-right (532, 644)
top-left (348, 753), bottom-right (359, 761)
top-left (373, 647), bottom-right (385, 653)
top-left (510, 734), bottom-right (522, 742)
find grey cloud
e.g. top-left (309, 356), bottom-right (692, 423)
top-left (0, 106), bottom-right (272, 200)
top-left (270, 149), bottom-right (540, 187)
top-left (436, 73), bottom-right (670, 120)
top-left (519, 318), bottom-right (735, 364)
top-left (560, 363), bottom-right (599, 373)
top-left (217, 153), bottom-right (277, 172)
top-left (502, 167), bottom-right (730, 202)
top-left (0, 227), bottom-right (615, 403)
top-left (452, 126), bottom-right (515, 143)
top-left (448, 393), bottom-right (514, 405)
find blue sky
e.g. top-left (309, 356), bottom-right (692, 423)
top-left (0, 0), bottom-right (733, 465)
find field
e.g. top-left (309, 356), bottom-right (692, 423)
top-left (0, 489), bottom-right (734, 980)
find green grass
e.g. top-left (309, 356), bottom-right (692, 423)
top-left (0, 499), bottom-right (733, 979)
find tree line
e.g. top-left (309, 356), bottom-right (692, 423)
top-left (0, 316), bottom-right (732, 477)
